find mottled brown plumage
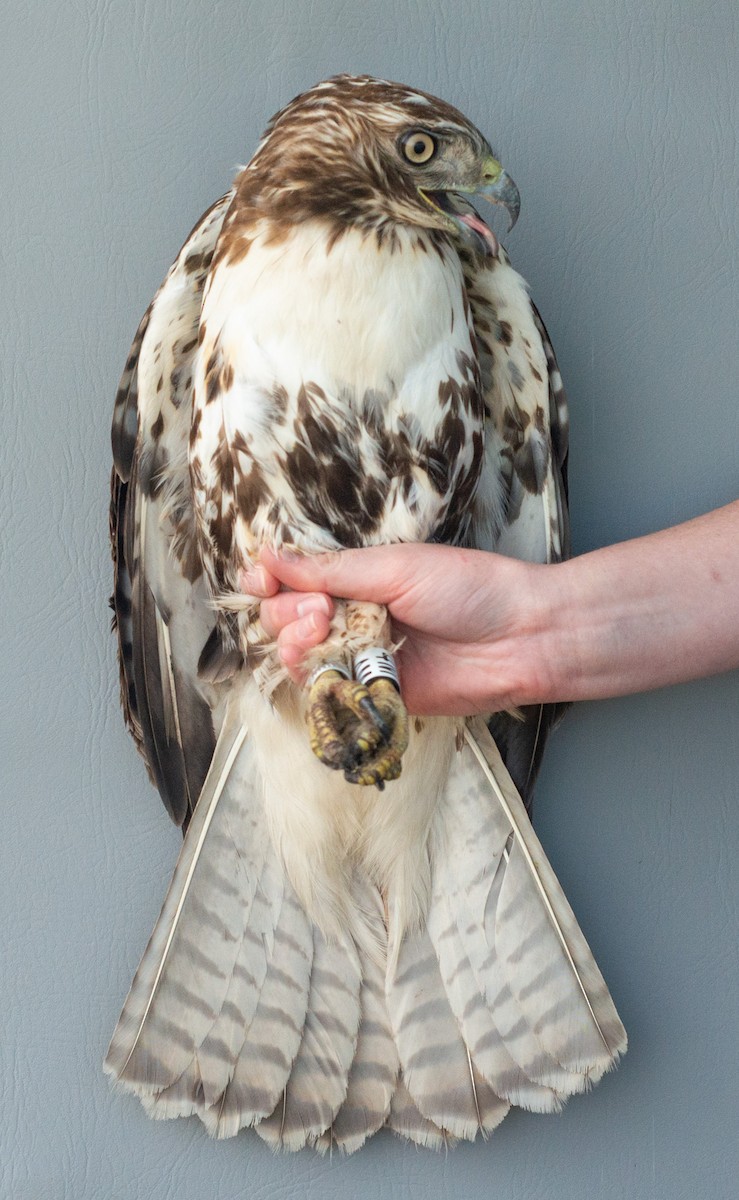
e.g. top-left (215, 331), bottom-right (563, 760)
top-left (106, 75), bottom-right (624, 1153)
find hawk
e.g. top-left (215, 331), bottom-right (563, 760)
top-left (106, 75), bottom-right (625, 1152)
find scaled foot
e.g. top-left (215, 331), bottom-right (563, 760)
top-left (307, 670), bottom-right (409, 788)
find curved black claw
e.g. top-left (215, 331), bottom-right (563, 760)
top-left (358, 695), bottom-right (391, 743)
top-left (307, 672), bottom-right (409, 786)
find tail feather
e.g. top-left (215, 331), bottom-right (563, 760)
top-left (430, 731), bottom-right (592, 1098)
top-left (104, 709), bottom-right (250, 1091)
top-left (203, 888), bottom-right (313, 1138)
top-left (106, 710), bottom-right (625, 1153)
top-left (430, 893), bottom-right (562, 1112)
top-left (255, 925), bottom-right (361, 1150)
top-left (195, 858), bottom-right (308, 1109)
top-left (460, 850), bottom-right (588, 1095)
top-left (386, 1078), bottom-right (453, 1151)
top-left (494, 840), bottom-right (619, 1079)
top-left (141, 1057), bottom-right (202, 1120)
top-left (387, 925), bottom-right (509, 1138)
top-left (465, 719), bottom-right (627, 1077)
top-left (312, 879), bottom-right (399, 1155)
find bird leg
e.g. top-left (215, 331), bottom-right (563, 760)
top-left (303, 601), bottom-right (409, 787)
top-left (307, 669), bottom-right (408, 788)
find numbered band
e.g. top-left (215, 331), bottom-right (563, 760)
top-left (353, 648), bottom-right (400, 692)
top-left (305, 661), bottom-right (350, 689)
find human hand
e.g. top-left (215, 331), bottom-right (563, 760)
top-left (242, 502), bottom-right (739, 712)
top-left (242, 544), bottom-right (551, 716)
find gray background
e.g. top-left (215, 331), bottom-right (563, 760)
top-left (2, 1), bottom-right (737, 1197)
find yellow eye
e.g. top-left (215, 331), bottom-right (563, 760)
top-left (402, 131), bottom-right (437, 165)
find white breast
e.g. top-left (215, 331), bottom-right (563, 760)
top-left (203, 220), bottom-right (471, 400)
top-left (193, 219), bottom-right (481, 556)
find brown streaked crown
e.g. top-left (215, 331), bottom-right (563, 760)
top-left (223, 74), bottom-right (496, 251)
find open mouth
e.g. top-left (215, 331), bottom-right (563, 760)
top-left (421, 189), bottom-right (500, 258)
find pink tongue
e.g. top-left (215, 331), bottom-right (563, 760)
top-left (459, 211), bottom-right (499, 256)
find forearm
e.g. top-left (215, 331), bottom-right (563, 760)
top-left (524, 501), bottom-right (739, 704)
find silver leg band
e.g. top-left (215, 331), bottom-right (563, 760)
top-left (305, 661), bottom-right (351, 689)
top-left (353, 648), bottom-right (400, 692)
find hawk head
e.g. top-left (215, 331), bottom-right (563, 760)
top-left (236, 74), bottom-right (520, 257)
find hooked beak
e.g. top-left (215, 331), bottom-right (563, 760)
top-left (457, 162), bottom-right (520, 257)
top-left (476, 162), bottom-right (520, 233)
top-left (420, 159), bottom-right (521, 259)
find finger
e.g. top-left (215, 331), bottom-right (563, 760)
top-left (260, 592), bottom-right (333, 639)
top-left (239, 563), bottom-right (281, 598)
top-left (277, 611), bottom-right (332, 665)
top-left (278, 639), bottom-right (309, 676)
top-left (259, 543), bottom-right (436, 604)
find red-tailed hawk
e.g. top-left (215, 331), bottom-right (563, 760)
top-left (106, 74), bottom-right (625, 1152)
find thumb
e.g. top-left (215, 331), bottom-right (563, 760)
top-left (259, 543), bottom-right (425, 605)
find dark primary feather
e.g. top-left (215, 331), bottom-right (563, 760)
top-left (469, 281), bottom-right (572, 810)
top-left (532, 300), bottom-right (570, 529)
top-left (492, 302), bottom-right (572, 809)
top-left (129, 466), bottom-right (208, 826)
top-left (111, 303), bottom-right (152, 483)
top-left (111, 425), bottom-right (216, 830)
top-left (110, 469), bottom-right (141, 751)
top-left (108, 202), bottom-right (231, 825)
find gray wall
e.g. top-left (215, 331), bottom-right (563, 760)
top-left (2, 1), bottom-right (737, 1197)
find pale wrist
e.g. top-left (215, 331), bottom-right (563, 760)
top-left (515, 561), bottom-right (577, 705)
top-left (495, 557), bottom-right (605, 707)
top-left (522, 553), bottom-right (643, 704)
top-left (475, 558), bottom-right (571, 709)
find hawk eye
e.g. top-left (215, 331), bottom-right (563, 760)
top-left (402, 131), bottom-right (437, 165)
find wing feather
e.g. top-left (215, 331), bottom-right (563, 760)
top-left (109, 194), bottom-right (232, 826)
top-left (465, 250), bottom-right (571, 806)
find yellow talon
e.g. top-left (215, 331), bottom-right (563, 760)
top-left (306, 668), bottom-right (409, 786)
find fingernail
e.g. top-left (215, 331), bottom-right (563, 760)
top-left (279, 643), bottom-right (301, 667)
top-left (296, 595), bottom-right (331, 618)
top-left (296, 613), bottom-right (320, 637)
top-left (240, 565), bottom-right (268, 594)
